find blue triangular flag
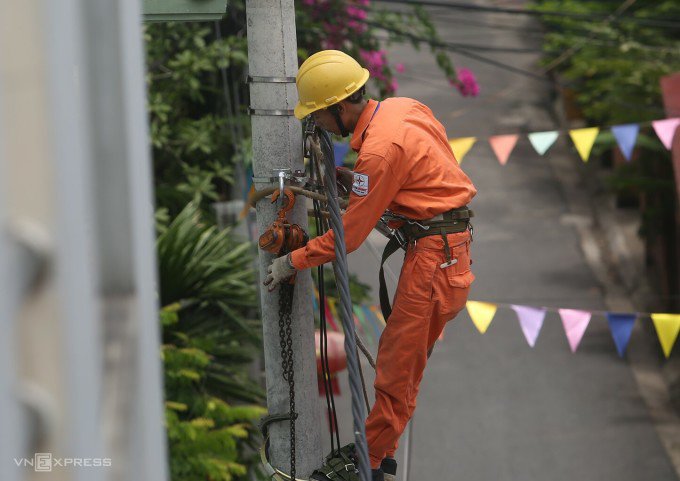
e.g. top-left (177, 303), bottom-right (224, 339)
top-left (611, 124), bottom-right (639, 162)
top-left (363, 305), bottom-right (382, 340)
top-left (528, 131), bottom-right (559, 155)
top-left (606, 312), bottom-right (637, 357)
top-left (333, 142), bottom-right (350, 167)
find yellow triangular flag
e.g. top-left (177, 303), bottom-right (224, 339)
top-left (466, 301), bottom-right (497, 334)
top-left (651, 313), bottom-right (680, 358)
top-left (449, 137), bottom-right (477, 164)
top-left (568, 127), bottom-right (600, 162)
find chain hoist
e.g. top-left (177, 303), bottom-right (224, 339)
top-left (258, 188), bottom-right (308, 259)
top-left (259, 187), bottom-right (308, 480)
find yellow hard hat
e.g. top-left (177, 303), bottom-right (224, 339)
top-left (294, 50), bottom-right (370, 120)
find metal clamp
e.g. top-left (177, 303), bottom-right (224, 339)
top-left (252, 170), bottom-right (309, 195)
top-left (248, 108), bottom-right (295, 116)
top-left (247, 75), bottom-right (296, 84)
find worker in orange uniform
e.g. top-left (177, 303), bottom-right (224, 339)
top-left (264, 50), bottom-right (477, 481)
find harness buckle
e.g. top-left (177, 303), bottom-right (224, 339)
top-left (407, 219), bottom-right (430, 230)
top-left (440, 258), bottom-right (458, 269)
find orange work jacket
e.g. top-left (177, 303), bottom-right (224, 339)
top-left (290, 97), bottom-right (477, 271)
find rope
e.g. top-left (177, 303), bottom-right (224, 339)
top-left (248, 185), bottom-right (349, 210)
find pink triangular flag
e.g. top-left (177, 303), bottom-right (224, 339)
top-left (488, 134), bottom-right (519, 166)
top-left (652, 118), bottom-right (680, 150)
top-left (559, 309), bottom-right (592, 353)
top-left (511, 305), bottom-right (546, 347)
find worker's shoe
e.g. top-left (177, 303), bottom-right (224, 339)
top-left (371, 468), bottom-right (384, 481)
top-left (380, 457), bottom-right (397, 481)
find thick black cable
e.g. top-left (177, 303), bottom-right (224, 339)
top-left (311, 144), bottom-right (342, 453)
top-left (315, 129), bottom-right (371, 481)
top-left (370, 0), bottom-right (680, 29)
top-left (362, 19), bottom-right (564, 87)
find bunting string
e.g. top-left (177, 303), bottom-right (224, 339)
top-left (313, 290), bottom-right (680, 360)
top-left (332, 117), bottom-right (679, 166)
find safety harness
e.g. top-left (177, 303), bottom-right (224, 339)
top-left (378, 206), bottom-right (474, 320)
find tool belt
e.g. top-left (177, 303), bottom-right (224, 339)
top-left (379, 206), bottom-right (474, 320)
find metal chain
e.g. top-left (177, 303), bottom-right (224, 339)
top-left (278, 281), bottom-right (296, 481)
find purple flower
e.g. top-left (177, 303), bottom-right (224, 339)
top-left (387, 78), bottom-right (399, 93)
top-left (451, 68), bottom-right (480, 97)
top-left (395, 63), bottom-right (405, 73)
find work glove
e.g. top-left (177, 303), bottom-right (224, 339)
top-left (336, 166), bottom-right (354, 198)
top-left (263, 253), bottom-right (297, 292)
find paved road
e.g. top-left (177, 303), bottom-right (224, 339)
top-left (318, 2), bottom-right (678, 480)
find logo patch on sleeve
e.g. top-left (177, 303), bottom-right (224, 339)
top-left (352, 173), bottom-right (369, 196)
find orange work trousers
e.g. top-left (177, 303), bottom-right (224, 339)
top-left (365, 230), bottom-right (475, 468)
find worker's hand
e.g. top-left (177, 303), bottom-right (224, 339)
top-left (336, 166), bottom-right (354, 198)
top-left (263, 253), bottom-right (297, 292)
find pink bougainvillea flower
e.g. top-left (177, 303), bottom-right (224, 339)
top-left (346, 5), bottom-right (367, 20)
top-left (346, 4), bottom-right (368, 32)
top-left (450, 68), bottom-right (480, 97)
top-left (359, 49), bottom-right (387, 80)
top-left (395, 63), bottom-right (405, 73)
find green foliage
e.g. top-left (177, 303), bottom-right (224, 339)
top-left (158, 203), bottom-right (266, 480)
top-left (532, 0), bottom-right (680, 123)
top-left (145, 22), bottom-right (248, 216)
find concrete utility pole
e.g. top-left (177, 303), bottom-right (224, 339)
top-left (245, 0), bottom-right (323, 478)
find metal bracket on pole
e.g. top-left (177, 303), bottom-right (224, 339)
top-left (247, 75), bottom-right (296, 84)
top-left (248, 108), bottom-right (295, 116)
top-left (252, 170), bottom-right (309, 196)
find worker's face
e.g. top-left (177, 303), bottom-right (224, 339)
top-left (310, 103), bottom-right (347, 136)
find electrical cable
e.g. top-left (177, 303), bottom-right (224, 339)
top-left (310, 137), bottom-right (342, 453)
top-left (369, 0), bottom-right (680, 29)
top-left (311, 130), bottom-right (372, 481)
top-left (361, 19), bottom-right (566, 88)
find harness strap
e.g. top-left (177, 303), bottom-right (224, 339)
top-left (378, 235), bottom-right (404, 321)
top-left (441, 227), bottom-right (452, 264)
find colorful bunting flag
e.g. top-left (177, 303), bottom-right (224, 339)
top-left (324, 298), bottom-right (340, 332)
top-left (511, 305), bottom-right (546, 347)
top-left (651, 313), bottom-right (680, 358)
top-left (611, 124), bottom-right (640, 162)
top-left (354, 305), bottom-right (374, 345)
top-left (652, 118), bottom-right (680, 150)
top-left (311, 296), bottom-right (679, 361)
top-left (569, 127), bottom-right (600, 162)
top-left (449, 137), bottom-right (477, 164)
top-left (605, 312), bottom-right (637, 357)
top-left (528, 131), bottom-right (559, 155)
top-left (559, 309), bottom-right (591, 353)
top-left (466, 301), bottom-right (497, 334)
top-left (489, 134), bottom-right (519, 166)
top-left (370, 305), bottom-right (386, 327)
top-left (363, 305), bottom-right (383, 340)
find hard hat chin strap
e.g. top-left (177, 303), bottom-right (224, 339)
top-left (329, 105), bottom-right (350, 138)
